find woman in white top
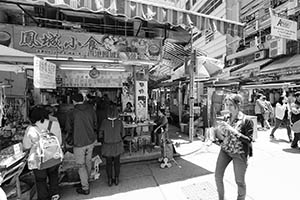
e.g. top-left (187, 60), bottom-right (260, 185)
top-left (23, 106), bottom-right (62, 200)
top-left (270, 96), bottom-right (292, 142)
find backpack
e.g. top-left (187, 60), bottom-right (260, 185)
top-left (36, 121), bottom-right (63, 170)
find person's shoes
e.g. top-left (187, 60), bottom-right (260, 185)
top-left (270, 134), bottom-right (275, 139)
top-left (291, 144), bottom-right (299, 149)
top-left (154, 145), bottom-right (160, 149)
top-left (114, 177), bottom-right (119, 186)
top-left (51, 194), bottom-right (60, 200)
top-left (76, 188), bottom-right (90, 195)
top-left (289, 138), bottom-right (293, 143)
top-left (108, 178), bottom-right (113, 187)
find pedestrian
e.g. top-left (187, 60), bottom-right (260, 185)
top-left (23, 106), bottom-right (62, 200)
top-left (151, 108), bottom-right (168, 148)
top-left (254, 93), bottom-right (267, 130)
top-left (291, 91), bottom-right (300, 148)
top-left (65, 93), bottom-right (97, 195)
top-left (262, 96), bottom-right (273, 129)
top-left (214, 93), bottom-right (253, 200)
top-left (269, 96), bottom-right (292, 142)
top-left (100, 103), bottom-right (124, 186)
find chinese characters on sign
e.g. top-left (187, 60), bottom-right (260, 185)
top-left (33, 57), bottom-right (56, 89)
top-left (57, 70), bottom-right (131, 88)
top-left (135, 81), bottom-right (148, 121)
top-left (6, 25), bottom-right (161, 62)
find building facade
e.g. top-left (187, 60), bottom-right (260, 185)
top-left (183, 0), bottom-right (241, 61)
top-left (227, 0), bottom-right (300, 82)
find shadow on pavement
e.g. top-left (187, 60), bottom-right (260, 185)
top-left (282, 148), bottom-right (300, 154)
top-left (60, 158), bottom-right (212, 199)
top-left (269, 138), bottom-right (290, 144)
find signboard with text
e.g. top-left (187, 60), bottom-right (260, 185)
top-left (270, 9), bottom-right (297, 40)
top-left (34, 57), bottom-right (56, 89)
top-left (135, 81), bottom-right (148, 121)
top-left (0, 25), bottom-right (162, 62)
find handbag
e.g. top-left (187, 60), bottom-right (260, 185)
top-left (292, 120), bottom-right (300, 133)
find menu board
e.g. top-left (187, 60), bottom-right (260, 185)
top-left (34, 57), bottom-right (56, 89)
top-left (135, 81), bottom-right (148, 121)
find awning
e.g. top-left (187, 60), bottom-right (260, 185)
top-left (0, 44), bottom-right (34, 64)
top-left (260, 54), bottom-right (300, 74)
top-left (4, 0), bottom-right (244, 38)
top-left (231, 59), bottom-right (272, 77)
top-left (241, 82), bottom-right (294, 89)
top-left (216, 63), bottom-right (246, 79)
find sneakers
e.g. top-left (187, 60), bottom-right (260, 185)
top-left (270, 134), bottom-right (275, 139)
top-left (154, 145), bottom-right (160, 149)
top-left (76, 188), bottom-right (90, 195)
top-left (51, 194), bottom-right (60, 200)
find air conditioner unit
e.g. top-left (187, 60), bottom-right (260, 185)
top-left (250, 40), bottom-right (256, 47)
top-left (266, 35), bottom-right (273, 42)
top-left (269, 38), bottom-right (286, 58)
top-left (227, 59), bottom-right (236, 66)
top-left (254, 50), bottom-right (268, 61)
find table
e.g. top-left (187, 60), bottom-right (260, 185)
top-left (123, 121), bottom-right (156, 154)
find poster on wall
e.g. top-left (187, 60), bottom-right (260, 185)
top-left (33, 57), bottom-right (56, 89)
top-left (135, 81), bottom-right (148, 121)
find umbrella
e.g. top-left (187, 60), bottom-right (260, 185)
top-left (196, 56), bottom-right (224, 78)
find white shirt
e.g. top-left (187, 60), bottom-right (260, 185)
top-left (23, 119), bottom-right (62, 150)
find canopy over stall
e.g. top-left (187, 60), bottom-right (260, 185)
top-left (4, 0), bottom-right (244, 38)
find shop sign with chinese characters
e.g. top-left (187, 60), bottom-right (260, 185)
top-left (33, 57), bottom-right (56, 89)
top-left (57, 70), bottom-right (132, 88)
top-left (135, 81), bottom-right (148, 121)
top-left (0, 25), bottom-right (162, 62)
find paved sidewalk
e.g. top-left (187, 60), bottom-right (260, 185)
top-left (59, 126), bottom-right (300, 200)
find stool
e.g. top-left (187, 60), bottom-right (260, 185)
top-left (123, 136), bottom-right (135, 155)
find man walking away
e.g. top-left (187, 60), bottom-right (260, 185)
top-left (65, 93), bottom-right (97, 195)
top-left (291, 91), bottom-right (300, 148)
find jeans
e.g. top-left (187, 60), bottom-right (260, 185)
top-left (33, 164), bottom-right (60, 200)
top-left (151, 125), bottom-right (163, 146)
top-left (270, 118), bottom-right (292, 140)
top-left (74, 142), bottom-right (95, 190)
top-left (215, 150), bottom-right (248, 200)
top-left (105, 155), bottom-right (121, 179)
top-left (256, 114), bottom-right (264, 128)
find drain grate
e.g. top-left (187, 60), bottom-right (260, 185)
top-left (181, 181), bottom-right (218, 200)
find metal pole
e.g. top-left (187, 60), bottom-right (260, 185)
top-left (189, 50), bottom-right (196, 142)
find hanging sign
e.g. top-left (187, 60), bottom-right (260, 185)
top-left (270, 8), bottom-right (297, 40)
top-left (33, 57), bottom-right (56, 89)
top-left (135, 81), bottom-right (148, 121)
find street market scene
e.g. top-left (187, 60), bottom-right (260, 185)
top-left (0, 0), bottom-right (300, 200)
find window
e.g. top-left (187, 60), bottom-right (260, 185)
top-left (186, 0), bottom-right (190, 10)
top-left (205, 30), bottom-right (214, 44)
top-left (197, 0), bottom-right (223, 15)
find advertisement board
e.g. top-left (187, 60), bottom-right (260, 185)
top-left (33, 57), bottom-right (56, 89)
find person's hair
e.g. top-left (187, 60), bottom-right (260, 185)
top-left (159, 108), bottom-right (166, 115)
top-left (278, 96), bottom-right (285, 105)
top-left (29, 106), bottom-right (49, 124)
top-left (295, 91), bottom-right (300, 97)
top-left (107, 103), bottom-right (119, 118)
top-left (223, 93), bottom-right (243, 109)
top-left (126, 102), bottom-right (133, 107)
top-left (71, 93), bottom-right (84, 103)
top-left (262, 95), bottom-right (266, 100)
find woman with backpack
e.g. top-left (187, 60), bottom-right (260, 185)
top-left (23, 106), bottom-right (62, 200)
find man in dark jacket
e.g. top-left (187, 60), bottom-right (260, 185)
top-left (65, 93), bottom-right (97, 195)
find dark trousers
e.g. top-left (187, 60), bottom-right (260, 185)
top-left (151, 125), bottom-right (163, 146)
top-left (33, 164), bottom-right (60, 200)
top-left (105, 155), bottom-right (121, 179)
top-left (270, 118), bottom-right (292, 140)
top-left (256, 114), bottom-right (264, 128)
top-left (291, 132), bottom-right (300, 148)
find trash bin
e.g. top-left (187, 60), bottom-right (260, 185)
top-left (248, 116), bottom-right (257, 141)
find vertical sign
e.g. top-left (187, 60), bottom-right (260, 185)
top-left (34, 57), bottom-right (56, 88)
top-left (135, 81), bottom-right (148, 121)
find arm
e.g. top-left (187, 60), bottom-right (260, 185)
top-left (222, 119), bottom-right (253, 143)
top-left (154, 116), bottom-right (168, 132)
top-left (52, 121), bottom-right (62, 145)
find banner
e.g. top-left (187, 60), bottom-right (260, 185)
top-left (135, 81), bottom-right (148, 121)
top-left (2, 25), bottom-right (161, 62)
top-left (33, 57), bottom-right (56, 89)
top-left (270, 8), bottom-right (297, 41)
